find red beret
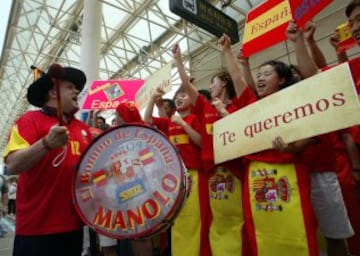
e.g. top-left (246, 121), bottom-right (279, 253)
top-left (115, 101), bottom-right (142, 123)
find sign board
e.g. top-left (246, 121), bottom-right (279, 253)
top-left (169, 0), bottom-right (239, 44)
top-left (135, 62), bottom-right (172, 110)
top-left (213, 63), bottom-right (360, 164)
top-left (242, 0), bottom-right (332, 57)
top-left (82, 80), bottom-right (144, 110)
top-left (242, 0), bottom-right (291, 57)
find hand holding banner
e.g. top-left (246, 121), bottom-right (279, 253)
top-left (135, 62), bottom-right (172, 110)
top-left (213, 63), bottom-right (360, 164)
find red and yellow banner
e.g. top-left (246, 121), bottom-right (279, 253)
top-left (244, 161), bottom-right (318, 256)
top-left (242, 0), bottom-right (333, 57)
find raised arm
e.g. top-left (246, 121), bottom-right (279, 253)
top-left (286, 20), bottom-right (319, 78)
top-left (143, 87), bottom-right (165, 124)
top-left (237, 50), bottom-right (256, 93)
top-left (218, 34), bottom-right (247, 98)
top-left (86, 110), bottom-right (95, 127)
top-left (304, 21), bottom-right (327, 69)
top-left (329, 30), bottom-right (349, 64)
top-left (155, 98), bottom-right (168, 118)
top-left (172, 44), bottom-right (198, 105)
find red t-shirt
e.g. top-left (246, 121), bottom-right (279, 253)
top-left (193, 88), bottom-right (257, 172)
top-left (329, 130), bottom-right (357, 184)
top-left (300, 133), bottom-right (336, 173)
top-left (322, 57), bottom-right (360, 144)
top-left (152, 117), bottom-right (170, 137)
top-left (153, 115), bottom-right (202, 170)
top-left (321, 56), bottom-right (360, 94)
top-left (4, 110), bottom-right (92, 235)
top-left (349, 56), bottom-right (360, 96)
top-left (349, 57), bottom-right (360, 145)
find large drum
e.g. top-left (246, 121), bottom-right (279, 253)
top-left (74, 124), bottom-right (187, 239)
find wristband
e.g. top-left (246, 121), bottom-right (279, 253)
top-left (42, 137), bottom-right (52, 151)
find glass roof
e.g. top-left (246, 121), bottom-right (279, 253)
top-left (0, 0), bottom-right (263, 153)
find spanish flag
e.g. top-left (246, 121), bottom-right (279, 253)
top-left (80, 187), bottom-right (94, 202)
top-left (138, 147), bottom-right (155, 166)
top-left (169, 134), bottom-right (190, 145)
top-left (80, 172), bottom-right (92, 183)
top-left (93, 169), bottom-right (107, 188)
top-left (243, 151), bottom-right (318, 256)
top-left (30, 65), bottom-right (44, 81)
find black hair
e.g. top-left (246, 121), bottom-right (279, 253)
top-left (211, 71), bottom-right (236, 100)
top-left (162, 98), bottom-right (176, 110)
top-left (346, 0), bottom-right (360, 17)
top-left (198, 89), bottom-right (211, 102)
top-left (96, 116), bottom-right (106, 123)
top-left (259, 60), bottom-right (296, 90)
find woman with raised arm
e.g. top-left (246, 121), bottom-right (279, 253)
top-left (172, 34), bottom-right (257, 256)
top-left (240, 58), bottom-right (319, 256)
top-left (144, 85), bottom-right (204, 256)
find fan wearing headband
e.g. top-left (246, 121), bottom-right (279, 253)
top-left (3, 64), bottom-right (92, 256)
top-left (143, 85), bottom-right (203, 256)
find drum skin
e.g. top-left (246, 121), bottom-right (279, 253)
top-left (73, 124), bottom-right (187, 239)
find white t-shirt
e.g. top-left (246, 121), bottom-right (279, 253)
top-left (8, 183), bottom-right (16, 200)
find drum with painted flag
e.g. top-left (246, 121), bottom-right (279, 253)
top-left (73, 124), bottom-right (187, 239)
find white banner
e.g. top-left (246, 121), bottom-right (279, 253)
top-left (213, 63), bottom-right (360, 164)
top-left (135, 62), bottom-right (172, 110)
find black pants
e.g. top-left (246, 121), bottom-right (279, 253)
top-left (8, 199), bottom-right (15, 215)
top-left (13, 229), bottom-right (83, 256)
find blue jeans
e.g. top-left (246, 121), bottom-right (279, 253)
top-left (0, 218), bottom-right (7, 237)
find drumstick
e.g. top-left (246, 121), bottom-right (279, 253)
top-left (48, 64), bottom-right (65, 126)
